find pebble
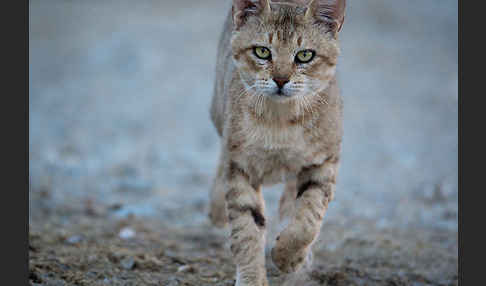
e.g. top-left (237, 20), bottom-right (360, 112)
top-left (119, 227), bottom-right (136, 240)
top-left (120, 257), bottom-right (135, 270)
top-left (177, 264), bottom-right (193, 273)
top-left (166, 277), bottom-right (180, 286)
top-left (66, 235), bottom-right (82, 244)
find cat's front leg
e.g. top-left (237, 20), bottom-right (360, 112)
top-left (224, 160), bottom-right (268, 286)
top-left (271, 156), bottom-right (339, 274)
top-left (278, 179), bottom-right (297, 221)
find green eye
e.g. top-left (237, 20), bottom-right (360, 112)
top-left (254, 46), bottom-right (271, 60)
top-left (295, 50), bottom-right (315, 63)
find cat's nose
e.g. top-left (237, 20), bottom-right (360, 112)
top-left (273, 77), bottom-right (289, 89)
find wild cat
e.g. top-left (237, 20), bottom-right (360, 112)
top-left (209, 0), bottom-right (345, 285)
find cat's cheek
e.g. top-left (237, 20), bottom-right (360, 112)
top-left (319, 66), bottom-right (337, 83)
top-left (232, 57), bottom-right (245, 69)
top-left (234, 63), bottom-right (255, 80)
top-left (306, 64), bottom-right (336, 85)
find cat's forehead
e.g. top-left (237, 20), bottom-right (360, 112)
top-left (265, 5), bottom-right (306, 33)
top-left (233, 3), bottom-right (338, 52)
top-left (242, 6), bottom-right (307, 45)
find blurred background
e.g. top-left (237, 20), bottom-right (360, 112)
top-left (29, 0), bottom-right (457, 285)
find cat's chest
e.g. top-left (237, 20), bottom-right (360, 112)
top-left (243, 122), bottom-right (307, 151)
top-left (236, 123), bottom-right (326, 184)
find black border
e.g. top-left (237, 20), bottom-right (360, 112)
top-left (2, 0), bottom-right (28, 284)
top-left (459, 0), bottom-right (483, 284)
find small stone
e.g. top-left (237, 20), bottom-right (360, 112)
top-left (109, 203), bottom-right (123, 211)
top-left (166, 277), bottom-right (180, 286)
top-left (120, 257), bottom-right (135, 270)
top-left (177, 264), bottom-right (194, 273)
top-left (119, 227), bottom-right (136, 240)
top-left (66, 235), bottom-right (82, 244)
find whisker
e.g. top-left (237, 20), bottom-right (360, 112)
top-left (236, 84), bottom-right (257, 99)
top-left (303, 95), bottom-right (314, 119)
top-left (256, 93), bottom-right (262, 117)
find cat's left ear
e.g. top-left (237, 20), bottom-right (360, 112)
top-left (232, 0), bottom-right (271, 30)
top-left (305, 0), bottom-right (346, 35)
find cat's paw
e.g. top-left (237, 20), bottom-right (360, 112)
top-left (235, 281), bottom-right (268, 286)
top-left (271, 239), bottom-right (309, 274)
top-left (235, 280), bottom-right (269, 286)
top-left (235, 273), bottom-right (269, 286)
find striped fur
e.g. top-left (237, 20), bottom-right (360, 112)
top-left (209, 1), bottom-right (345, 285)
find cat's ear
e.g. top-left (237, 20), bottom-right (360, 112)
top-left (305, 0), bottom-right (346, 35)
top-left (232, 0), bottom-right (271, 30)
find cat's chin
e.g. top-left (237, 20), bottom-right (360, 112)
top-left (266, 93), bottom-right (295, 103)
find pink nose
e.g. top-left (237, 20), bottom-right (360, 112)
top-left (273, 77), bottom-right (289, 89)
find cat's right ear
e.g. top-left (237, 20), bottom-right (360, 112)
top-left (305, 0), bottom-right (346, 35)
top-left (232, 0), bottom-right (271, 30)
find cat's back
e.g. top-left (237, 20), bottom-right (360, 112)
top-left (210, 10), bottom-right (234, 137)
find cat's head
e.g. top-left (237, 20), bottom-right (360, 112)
top-left (230, 0), bottom-right (345, 102)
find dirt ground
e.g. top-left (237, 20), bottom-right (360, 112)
top-left (29, 0), bottom-right (457, 285)
top-left (29, 193), bottom-right (457, 286)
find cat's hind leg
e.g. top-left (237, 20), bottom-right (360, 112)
top-left (209, 159), bottom-right (228, 228)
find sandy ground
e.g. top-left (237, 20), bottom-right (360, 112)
top-left (29, 0), bottom-right (457, 285)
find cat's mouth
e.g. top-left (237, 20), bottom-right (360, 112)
top-left (267, 91), bottom-right (294, 102)
top-left (267, 87), bottom-right (296, 99)
top-left (253, 85), bottom-right (298, 101)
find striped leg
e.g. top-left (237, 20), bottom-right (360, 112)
top-left (271, 157), bottom-right (339, 273)
top-left (278, 179), bottom-right (298, 221)
top-left (225, 161), bottom-right (268, 286)
top-left (209, 160), bottom-right (228, 228)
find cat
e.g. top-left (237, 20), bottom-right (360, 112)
top-left (209, 0), bottom-right (345, 285)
